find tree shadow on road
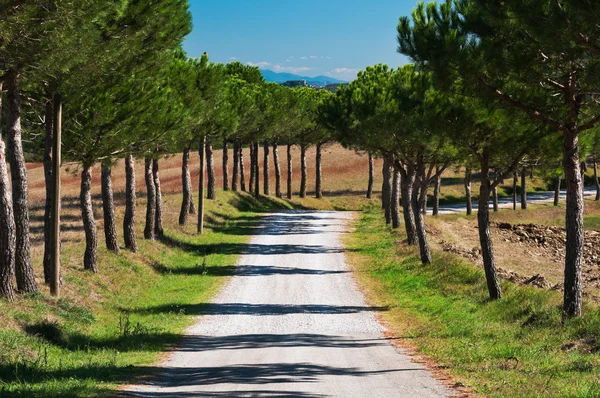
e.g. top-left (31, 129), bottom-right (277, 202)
top-left (126, 303), bottom-right (389, 316)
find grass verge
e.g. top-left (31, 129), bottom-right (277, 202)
top-left (0, 191), bottom-right (293, 397)
top-left (346, 205), bottom-right (600, 397)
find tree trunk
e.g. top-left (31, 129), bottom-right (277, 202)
top-left (179, 147), bottom-right (193, 226)
top-left (563, 131), bottom-right (584, 317)
top-left (0, 82), bottom-right (16, 300)
top-left (478, 157), bottom-right (502, 300)
top-left (513, 171), bottom-right (518, 210)
top-left (492, 186), bottom-right (499, 212)
top-left (144, 157), bottom-right (156, 240)
top-left (554, 176), bottom-right (561, 207)
top-left (222, 139), bottom-right (229, 191)
top-left (254, 142), bottom-right (260, 198)
top-left (239, 142), bottom-right (246, 192)
top-left (367, 153), bottom-right (374, 199)
top-left (198, 137), bottom-right (206, 234)
top-left (300, 144), bottom-right (307, 198)
top-left (124, 155), bottom-right (137, 252)
top-left (432, 168), bottom-right (441, 216)
top-left (594, 159), bottom-right (599, 201)
top-left (49, 92), bottom-right (62, 297)
top-left (273, 141), bottom-right (282, 198)
top-left (263, 140), bottom-right (270, 196)
top-left (101, 162), bottom-right (119, 253)
top-left (382, 156), bottom-right (392, 224)
top-left (42, 92), bottom-right (54, 284)
top-left (249, 144), bottom-right (255, 194)
top-left (399, 163), bottom-right (418, 246)
top-left (80, 165), bottom-right (98, 273)
top-left (315, 143), bottom-right (323, 199)
top-left (206, 138), bottom-right (216, 200)
top-left (287, 144), bottom-right (293, 199)
top-left (391, 165), bottom-right (401, 229)
top-left (152, 158), bottom-right (163, 238)
top-left (6, 72), bottom-right (37, 293)
top-left (421, 185), bottom-right (428, 215)
top-left (464, 168), bottom-right (473, 216)
top-left (414, 177), bottom-right (432, 265)
top-left (232, 141), bottom-right (239, 192)
top-left (521, 168), bottom-right (527, 210)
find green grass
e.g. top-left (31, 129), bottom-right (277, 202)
top-left (347, 205), bottom-right (600, 397)
top-left (0, 191), bottom-right (294, 397)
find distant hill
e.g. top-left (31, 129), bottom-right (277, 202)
top-left (261, 70), bottom-right (347, 87)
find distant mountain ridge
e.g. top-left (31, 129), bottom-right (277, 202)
top-left (261, 69), bottom-right (347, 87)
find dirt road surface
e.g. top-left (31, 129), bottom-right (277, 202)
top-left (122, 211), bottom-right (451, 397)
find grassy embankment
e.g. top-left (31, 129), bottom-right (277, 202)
top-left (347, 204), bottom-right (600, 397)
top-left (0, 191), bottom-right (294, 397)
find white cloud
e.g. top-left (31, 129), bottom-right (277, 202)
top-left (247, 61), bottom-right (271, 69)
top-left (300, 56), bottom-right (308, 60)
top-left (329, 68), bottom-right (357, 74)
top-left (310, 55), bottom-right (318, 59)
top-left (324, 56), bottom-right (332, 60)
top-left (272, 65), bottom-right (314, 74)
top-left (229, 57), bottom-right (238, 60)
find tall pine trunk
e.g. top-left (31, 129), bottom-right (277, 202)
top-left (223, 139), bottom-right (229, 191)
top-left (492, 186), bottom-right (499, 212)
top-left (414, 176), bottom-right (432, 265)
top-left (432, 168), bottom-right (441, 216)
top-left (254, 142), bottom-right (260, 198)
top-left (240, 142), bottom-right (246, 192)
top-left (232, 141), bottom-right (239, 192)
top-left (382, 157), bottom-right (392, 224)
top-left (554, 176), bottom-right (562, 207)
top-left (287, 144), bottom-right (293, 199)
top-left (6, 71), bottom-right (37, 293)
top-left (179, 147), bottom-right (193, 226)
top-left (521, 168), bottom-right (527, 210)
top-left (206, 139), bottom-right (216, 200)
top-left (391, 164), bottom-right (401, 229)
top-left (563, 131), bottom-right (584, 317)
top-left (399, 163), bottom-right (418, 245)
top-left (249, 144), bottom-right (255, 194)
top-left (367, 153), bottom-right (374, 199)
top-left (152, 158), bottom-right (163, 238)
top-left (101, 162), bottom-right (119, 253)
top-left (464, 168), bottom-right (473, 216)
top-left (198, 137), bottom-right (206, 234)
top-left (478, 155), bottom-right (502, 300)
top-left (513, 171), bottom-right (518, 210)
top-left (143, 158), bottom-right (156, 240)
top-left (80, 165), bottom-right (98, 273)
top-left (315, 143), bottom-right (323, 199)
top-left (300, 144), bottom-right (307, 198)
top-left (123, 155), bottom-right (137, 252)
top-left (0, 80), bottom-right (16, 300)
top-left (594, 159), bottom-right (599, 201)
top-left (273, 141), bottom-right (282, 198)
top-left (263, 140), bottom-right (270, 196)
top-left (42, 92), bottom-right (54, 283)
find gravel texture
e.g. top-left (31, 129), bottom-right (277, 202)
top-left (123, 211), bottom-right (451, 397)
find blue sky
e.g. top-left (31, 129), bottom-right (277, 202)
top-left (183, 0), bottom-right (418, 81)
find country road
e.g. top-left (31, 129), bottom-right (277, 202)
top-left (434, 186), bottom-right (597, 215)
top-left (123, 211), bottom-right (451, 397)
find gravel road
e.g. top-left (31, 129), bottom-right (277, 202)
top-left (123, 211), bottom-right (451, 397)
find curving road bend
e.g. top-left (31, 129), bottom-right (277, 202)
top-left (123, 211), bottom-right (451, 397)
